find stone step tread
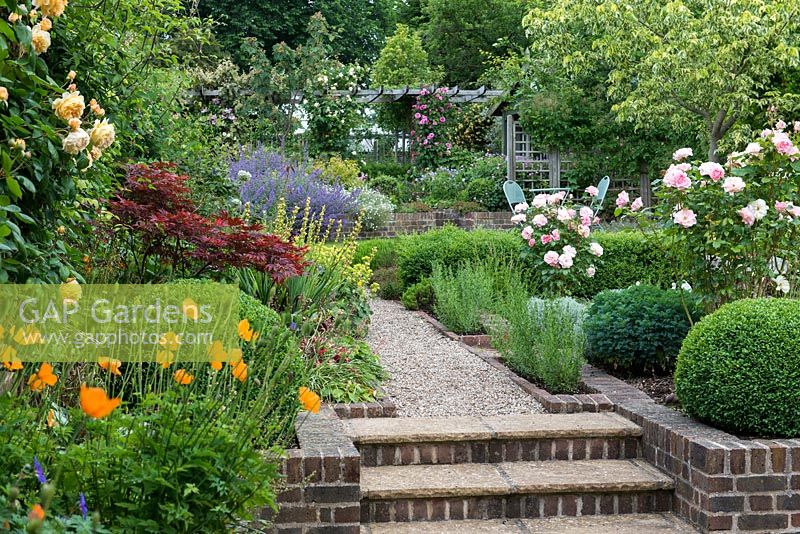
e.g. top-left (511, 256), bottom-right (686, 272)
top-left (362, 514), bottom-right (698, 533)
top-left (346, 413), bottom-right (642, 444)
top-left (361, 459), bottom-right (674, 500)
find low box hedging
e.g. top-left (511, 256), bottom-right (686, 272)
top-left (675, 298), bottom-right (800, 438)
top-left (584, 285), bottom-right (703, 375)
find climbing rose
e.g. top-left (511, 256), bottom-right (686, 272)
top-left (775, 201), bottom-right (788, 213)
top-left (562, 245), bottom-right (577, 259)
top-left (89, 119), bottom-right (115, 149)
top-left (722, 176), bottom-right (745, 195)
top-left (663, 165), bottom-right (691, 190)
top-left (586, 265), bottom-right (596, 278)
top-left (698, 162), bottom-right (725, 182)
top-left (577, 225), bottom-right (590, 238)
top-left (62, 128), bottom-right (89, 154)
top-left (558, 254), bottom-right (573, 269)
top-left (521, 226), bottom-right (533, 240)
top-left (31, 25), bottom-right (51, 54)
top-left (544, 251), bottom-right (560, 267)
top-left (630, 197), bottom-right (644, 212)
top-left (589, 242), bottom-right (603, 256)
top-left (33, 0), bottom-right (68, 18)
top-left (52, 91), bottom-right (85, 121)
top-left (511, 214), bottom-right (526, 224)
top-left (532, 214), bottom-right (548, 227)
top-left (673, 148), bottom-right (693, 161)
top-left (532, 194), bottom-right (548, 208)
top-left (744, 142), bottom-right (762, 156)
top-left (672, 208), bottom-right (697, 228)
top-left (749, 199), bottom-right (768, 221)
top-left (738, 206), bottom-right (756, 227)
top-left (585, 186), bottom-right (599, 197)
top-left (616, 191), bottom-right (629, 207)
top-left (772, 132), bottom-right (800, 157)
top-left (513, 202), bottom-right (529, 214)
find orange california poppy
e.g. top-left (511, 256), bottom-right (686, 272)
top-left (28, 363), bottom-right (58, 392)
top-left (227, 348), bottom-right (243, 366)
top-left (298, 387), bottom-right (321, 413)
top-left (237, 319), bottom-right (258, 342)
top-left (14, 324), bottom-right (42, 346)
top-left (210, 360), bottom-right (223, 371)
top-left (182, 298), bottom-right (199, 321)
top-left (98, 357), bottom-right (122, 376)
top-left (1, 346), bottom-right (22, 371)
top-left (231, 361), bottom-right (248, 382)
top-left (47, 409), bottom-right (58, 428)
top-left (28, 504), bottom-right (45, 521)
top-left (156, 350), bottom-right (174, 369)
top-left (79, 384), bottom-right (121, 419)
top-left (173, 369), bottom-right (194, 385)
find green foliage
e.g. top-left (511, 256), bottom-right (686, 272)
top-left (492, 294), bottom-right (586, 394)
top-left (367, 174), bottom-right (410, 204)
top-left (354, 237), bottom-right (407, 270)
top-left (570, 231), bottom-right (676, 299)
top-left (361, 161), bottom-right (413, 180)
top-left (523, 0), bottom-right (800, 161)
top-left (430, 262), bottom-right (495, 334)
top-left (423, 0), bottom-right (528, 87)
top-left (584, 285), bottom-right (703, 376)
top-left (458, 156), bottom-right (509, 211)
top-left (315, 156), bottom-right (364, 188)
top-left (307, 336), bottom-right (386, 403)
top-left (372, 267), bottom-right (404, 300)
top-left (397, 226), bottom-right (520, 289)
top-left (401, 278), bottom-right (434, 312)
top-left (675, 298), bottom-right (800, 437)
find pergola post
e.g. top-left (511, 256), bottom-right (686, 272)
top-left (506, 113), bottom-right (516, 182)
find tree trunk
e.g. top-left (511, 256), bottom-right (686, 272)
top-left (708, 132), bottom-right (720, 163)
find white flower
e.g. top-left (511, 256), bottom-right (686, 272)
top-left (749, 199), bottom-right (768, 221)
top-left (589, 242), bottom-right (604, 257)
top-left (556, 208), bottom-right (573, 222)
top-left (237, 170), bottom-right (252, 181)
top-left (62, 128), bottom-right (90, 154)
top-left (532, 194), bottom-right (548, 208)
top-left (774, 275), bottom-right (790, 294)
top-left (514, 202), bottom-right (529, 214)
top-left (558, 253), bottom-right (573, 269)
top-left (511, 214), bottom-right (527, 224)
top-left (744, 142), bottom-right (762, 155)
top-left (673, 147), bottom-right (693, 161)
top-left (562, 245), bottom-right (577, 258)
top-left (586, 265), bottom-right (596, 278)
top-left (681, 281), bottom-right (692, 292)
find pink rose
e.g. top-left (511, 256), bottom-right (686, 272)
top-left (663, 165), bottom-right (691, 190)
top-left (673, 147), bottom-right (693, 161)
top-left (528, 238), bottom-right (536, 248)
top-left (744, 142), bottom-right (762, 155)
top-left (586, 265), bottom-right (596, 278)
top-left (772, 132), bottom-right (800, 156)
top-left (547, 191), bottom-right (566, 205)
top-left (579, 206), bottom-right (593, 220)
top-left (722, 176), bottom-right (745, 195)
top-left (556, 208), bottom-right (573, 222)
top-left (775, 201), bottom-right (788, 213)
top-left (511, 214), bottom-right (526, 224)
top-left (776, 120), bottom-right (787, 131)
top-left (514, 202), bottom-right (529, 213)
top-left (558, 254), bottom-right (573, 269)
top-left (562, 245), bottom-right (577, 258)
top-left (630, 197), bottom-right (644, 212)
top-left (577, 224), bottom-right (590, 238)
top-left (698, 162), bottom-right (725, 182)
top-left (540, 234), bottom-right (552, 245)
top-left (521, 226), bottom-right (533, 240)
top-left (672, 208), bottom-right (697, 228)
top-left (738, 206), bottom-right (756, 227)
top-left (551, 229), bottom-right (560, 241)
top-left (585, 186), bottom-right (599, 197)
top-left (544, 251), bottom-right (560, 267)
top-left (616, 191), bottom-right (629, 207)
top-left (791, 206), bottom-right (800, 218)
top-left (532, 214), bottom-right (548, 227)
top-left (589, 242), bottom-right (603, 256)
top-left (761, 129), bottom-right (772, 139)
top-left (532, 194), bottom-right (548, 208)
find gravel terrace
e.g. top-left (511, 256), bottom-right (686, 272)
top-left (367, 298), bottom-right (544, 417)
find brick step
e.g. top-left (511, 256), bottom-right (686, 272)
top-left (360, 459), bottom-right (675, 523)
top-left (362, 513), bottom-right (698, 533)
top-left (345, 413), bottom-right (642, 466)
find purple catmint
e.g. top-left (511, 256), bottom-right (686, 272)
top-left (230, 147), bottom-right (361, 230)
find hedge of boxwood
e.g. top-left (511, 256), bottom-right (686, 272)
top-left (675, 299), bottom-right (800, 438)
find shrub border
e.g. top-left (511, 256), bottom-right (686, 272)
top-left (416, 310), bottom-right (613, 413)
top-left (583, 365), bottom-right (800, 533)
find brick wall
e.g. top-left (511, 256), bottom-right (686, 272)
top-left (264, 407), bottom-right (361, 533)
top-left (582, 366), bottom-right (800, 533)
top-left (359, 210), bottom-right (514, 239)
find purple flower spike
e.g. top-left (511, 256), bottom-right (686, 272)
top-left (79, 492), bottom-right (88, 519)
top-left (33, 456), bottom-right (46, 484)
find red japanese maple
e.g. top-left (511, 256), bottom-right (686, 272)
top-left (107, 163), bottom-right (306, 282)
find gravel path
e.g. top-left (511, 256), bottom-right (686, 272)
top-left (367, 298), bottom-right (544, 417)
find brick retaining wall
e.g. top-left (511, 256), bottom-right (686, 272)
top-left (583, 366), bottom-right (800, 533)
top-left (360, 210), bottom-right (514, 239)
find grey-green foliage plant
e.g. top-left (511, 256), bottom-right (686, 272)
top-left (493, 294), bottom-right (587, 394)
top-left (430, 262), bottom-right (495, 334)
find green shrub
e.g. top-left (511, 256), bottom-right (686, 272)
top-left (493, 295), bottom-right (586, 394)
top-left (372, 267), bottom-right (404, 300)
top-left (354, 238), bottom-right (407, 270)
top-left (307, 336), bottom-right (386, 403)
top-left (401, 278), bottom-right (435, 312)
top-left (314, 155), bottom-right (363, 188)
top-left (430, 262), bottom-right (496, 334)
top-left (570, 231), bottom-right (676, 299)
top-left (368, 174), bottom-right (409, 204)
top-left (458, 156), bottom-right (507, 211)
top-left (362, 161), bottom-right (413, 180)
top-left (397, 226), bottom-right (520, 289)
top-left (528, 297), bottom-right (587, 335)
top-left (584, 285), bottom-right (703, 376)
top-left (675, 299), bottom-right (800, 438)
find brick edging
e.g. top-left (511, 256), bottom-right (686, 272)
top-left (330, 395), bottom-right (397, 419)
top-left (582, 365), bottom-right (800, 533)
top-left (416, 310), bottom-right (613, 413)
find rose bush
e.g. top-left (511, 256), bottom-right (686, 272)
top-left (617, 122), bottom-right (800, 309)
top-left (513, 190), bottom-right (606, 296)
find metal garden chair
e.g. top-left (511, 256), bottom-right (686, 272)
top-left (503, 180), bottom-right (528, 212)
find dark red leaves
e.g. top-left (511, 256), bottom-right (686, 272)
top-left (107, 163), bottom-right (306, 282)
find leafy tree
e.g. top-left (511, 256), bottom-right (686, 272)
top-left (524, 0), bottom-right (800, 161)
top-left (372, 24), bottom-right (442, 132)
top-left (423, 0), bottom-right (528, 87)
top-left (195, 0), bottom-right (396, 67)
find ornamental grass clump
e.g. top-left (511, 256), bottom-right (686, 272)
top-left (675, 298), bottom-right (800, 437)
top-left (617, 123), bottom-right (800, 309)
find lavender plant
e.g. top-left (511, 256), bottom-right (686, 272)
top-left (231, 147), bottom-right (361, 229)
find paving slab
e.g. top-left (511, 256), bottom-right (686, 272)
top-left (500, 459), bottom-right (674, 494)
top-left (521, 513), bottom-right (699, 533)
top-left (346, 413), bottom-right (642, 444)
top-left (360, 463), bottom-right (511, 499)
top-left (363, 519), bottom-right (525, 533)
top-left (345, 416), bottom-right (493, 444)
top-left (480, 413), bottom-right (642, 439)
